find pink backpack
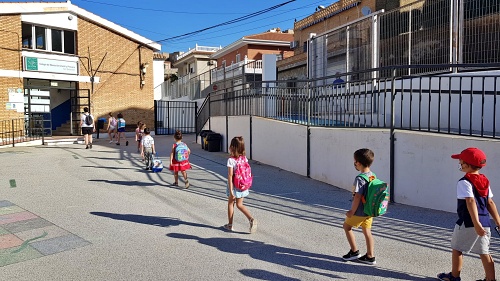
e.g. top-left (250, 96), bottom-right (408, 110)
top-left (233, 156), bottom-right (253, 191)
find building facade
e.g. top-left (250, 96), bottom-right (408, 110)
top-left (0, 1), bottom-right (160, 135)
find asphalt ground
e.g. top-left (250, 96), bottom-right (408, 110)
top-left (1, 133), bottom-right (499, 281)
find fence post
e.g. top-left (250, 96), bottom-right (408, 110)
top-left (12, 119), bottom-right (15, 147)
top-left (390, 68), bottom-right (396, 203)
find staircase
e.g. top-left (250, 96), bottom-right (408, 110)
top-left (52, 121), bottom-right (76, 136)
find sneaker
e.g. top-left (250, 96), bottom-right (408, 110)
top-left (144, 167), bottom-right (149, 170)
top-left (85, 145), bottom-right (89, 149)
top-left (89, 144), bottom-right (92, 149)
top-left (342, 249), bottom-right (360, 261)
top-left (357, 254), bottom-right (376, 265)
top-left (171, 182), bottom-right (178, 187)
top-left (126, 141), bottom-right (129, 146)
top-left (222, 224), bottom-right (234, 231)
top-left (437, 272), bottom-right (461, 281)
top-left (185, 180), bottom-right (190, 189)
top-left (116, 143), bottom-right (120, 145)
top-left (109, 140), bottom-right (113, 143)
top-left (249, 218), bottom-right (257, 233)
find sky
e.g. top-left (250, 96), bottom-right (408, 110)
top-left (20, 0), bottom-right (334, 54)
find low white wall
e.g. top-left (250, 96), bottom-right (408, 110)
top-left (252, 117), bottom-right (308, 176)
top-left (309, 127), bottom-right (391, 192)
top-left (228, 116), bottom-right (251, 156)
top-left (206, 116), bottom-right (500, 212)
top-left (394, 132), bottom-right (500, 212)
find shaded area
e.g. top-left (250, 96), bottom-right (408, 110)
top-left (168, 233), bottom-right (430, 280)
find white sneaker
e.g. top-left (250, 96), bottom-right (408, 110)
top-left (109, 140), bottom-right (113, 143)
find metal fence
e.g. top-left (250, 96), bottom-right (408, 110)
top-left (198, 64), bottom-right (500, 139)
top-left (155, 100), bottom-right (197, 135)
top-left (0, 116), bottom-right (44, 147)
top-left (308, 0), bottom-right (500, 80)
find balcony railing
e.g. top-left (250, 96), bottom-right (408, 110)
top-left (211, 59), bottom-right (263, 83)
top-left (175, 44), bottom-right (222, 61)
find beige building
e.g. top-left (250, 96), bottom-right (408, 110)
top-left (0, 1), bottom-right (160, 135)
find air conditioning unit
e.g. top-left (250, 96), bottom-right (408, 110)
top-left (290, 41), bottom-right (299, 49)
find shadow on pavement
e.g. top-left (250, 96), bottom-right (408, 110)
top-left (90, 212), bottom-right (221, 231)
top-left (167, 233), bottom-right (431, 280)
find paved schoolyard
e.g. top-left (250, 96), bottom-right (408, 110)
top-left (0, 133), bottom-right (499, 280)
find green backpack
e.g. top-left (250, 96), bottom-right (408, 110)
top-left (358, 173), bottom-right (390, 217)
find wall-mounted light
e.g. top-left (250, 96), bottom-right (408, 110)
top-left (141, 62), bottom-right (149, 75)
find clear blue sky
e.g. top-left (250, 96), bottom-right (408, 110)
top-left (56, 0), bottom-right (332, 54)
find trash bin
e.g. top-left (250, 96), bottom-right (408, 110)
top-left (97, 118), bottom-right (106, 130)
top-left (206, 133), bottom-right (222, 152)
top-left (96, 118), bottom-right (106, 139)
top-left (199, 130), bottom-right (213, 150)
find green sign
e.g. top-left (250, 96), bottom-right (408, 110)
top-left (26, 57), bottom-right (38, 71)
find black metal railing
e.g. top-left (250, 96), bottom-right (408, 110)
top-left (197, 64), bottom-right (500, 139)
top-left (0, 116), bottom-right (44, 147)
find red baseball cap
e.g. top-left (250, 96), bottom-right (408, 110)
top-left (451, 147), bottom-right (487, 167)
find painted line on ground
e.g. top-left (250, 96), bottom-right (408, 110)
top-left (9, 180), bottom-right (16, 188)
top-left (11, 231), bottom-right (48, 254)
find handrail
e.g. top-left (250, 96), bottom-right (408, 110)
top-left (0, 116), bottom-right (44, 147)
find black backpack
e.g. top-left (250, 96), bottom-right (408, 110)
top-left (85, 114), bottom-right (93, 126)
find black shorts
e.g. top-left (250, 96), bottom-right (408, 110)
top-left (82, 127), bottom-right (93, 135)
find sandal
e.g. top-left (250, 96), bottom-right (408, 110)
top-left (249, 218), bottom-right (257, 233)
top-left (437, 272), bottom-right (461, 281)
top-left (171, 182), bottom-right (178, 187)
top-left (222, 224), bottom-right (233, 231)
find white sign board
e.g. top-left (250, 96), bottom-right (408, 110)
top-left (24, 56), bottom-right (78, 75)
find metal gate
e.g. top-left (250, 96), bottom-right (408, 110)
top-left (155, 100), bottom-right (197, 135)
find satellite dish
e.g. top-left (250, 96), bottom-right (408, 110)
top-left (361, 6), bottom-right (372, 16)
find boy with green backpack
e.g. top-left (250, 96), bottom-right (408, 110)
top-left (342, 148), bottom-right (389, 265)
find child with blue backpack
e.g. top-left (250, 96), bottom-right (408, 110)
top-left (223, 136), bottom-right (257, 233)
top-left (342, 148), bottom-right (377, 265)
top-left (169, 130), bottom-right (191, 188)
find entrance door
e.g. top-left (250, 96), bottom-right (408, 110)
top-left (24, 88), bottom-right (52, 136)
top-left (70, 89), bottom-right (90, 135)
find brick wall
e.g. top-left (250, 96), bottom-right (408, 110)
top-left (0, 15), bottom-right (24, 120)
top-left (77, 18), bottom-right (155, 130)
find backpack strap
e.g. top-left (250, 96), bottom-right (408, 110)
top-left (357, 173), bottom-right (376, 182)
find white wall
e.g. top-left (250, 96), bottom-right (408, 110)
top-left (206, 115), bottom-right (500, 213)
top-left (22, 12), bottom-right (78, 30)
top-left (228, 116), bottom-right (251, 156)
top-left (153, 59), bottom-right (164, 101)
top-left (252, 117), bottom-right (308, 176)
top-left (309, 127), bottom-right (391, 192)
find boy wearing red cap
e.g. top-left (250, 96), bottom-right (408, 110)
top-left (438, 148), bottom-right (500, 281)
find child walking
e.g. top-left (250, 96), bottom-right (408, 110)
top-left (437, 147), bottom-right (500, 281)
top-left (107, 112), bottom-right (117, 143)
top-left (224, 136), bottom-right (257, 233)
top-left (141, 128), bottom-right (155, 170)
top-left (342, 148), bottom-right (376, 265)
top-left (115, 113), bottom-right (128, 146)
top-left (169, 130), bottom-right (191, 188)
top-left (135, 121), bottom-right (143, 153)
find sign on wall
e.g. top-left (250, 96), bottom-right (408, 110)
top-left (24, 57), bottom-right (78, 75)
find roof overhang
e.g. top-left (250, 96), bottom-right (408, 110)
top-left (0, 2), bottom-right (161, 51)
top-left (211, 38), bottom-right (291, 59)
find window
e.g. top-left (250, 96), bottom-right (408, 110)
top-left (22, 23), bottom-right (76, 55)
top-left (63, 30), bottom-right (75, 54)
top-left (51, 29), bottom-right (62, 52)
top-left (236, 54), bottom-right (241, 63)
top-left (35, 26), bottom-right (46, 50)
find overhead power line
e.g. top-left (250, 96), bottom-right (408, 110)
top-left (152, 0), bottom-right (296, 44)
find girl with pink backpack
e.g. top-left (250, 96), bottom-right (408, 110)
top-left (223, 136), bottom-right (257, 233)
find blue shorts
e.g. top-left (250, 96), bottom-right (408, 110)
top-left (226, 185), bottom-right (249, 199)
top-left (117, 127), bottom-right (125, 133)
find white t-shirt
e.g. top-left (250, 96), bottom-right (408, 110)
top-left (141, 135), bottom-right (154, 149)
top-left (227, 157), bottom-right (237, 170)
top-left (81, 113), bottom-right (94, 128)
top-left (456, 180), bottom-right (493, 199)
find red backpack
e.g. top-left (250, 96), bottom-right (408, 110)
top-left (233, 156), bottom-right (253, 191)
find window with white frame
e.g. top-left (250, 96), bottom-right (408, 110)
top-left (236, 54), bottom-right (240, 63)
top-left (22, 23), bottom-right (76, 54)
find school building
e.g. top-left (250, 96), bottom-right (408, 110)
top-left (0, 1), bottom-right (161, 136)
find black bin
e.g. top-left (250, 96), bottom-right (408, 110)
top-left (97, 118), bottom-right (105, 129)
top-left (206, 133), bottom-right (222, 152)
top-left (199, 130), bottom-right (213, 150)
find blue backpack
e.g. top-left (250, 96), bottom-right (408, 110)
top-left (175, 142), bottom-right (189, 162)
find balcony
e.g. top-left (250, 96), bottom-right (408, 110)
top-left (211, 59), bottom-right (263, 82)
top-left (175, 44), bottom-right (222, 61)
